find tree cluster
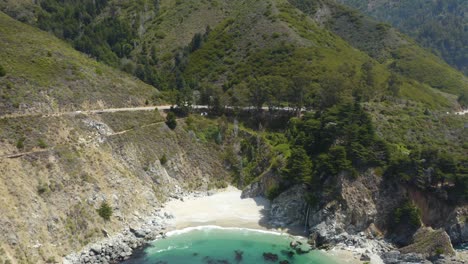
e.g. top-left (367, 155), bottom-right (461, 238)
top-left (282, 103), bottom-right (388, 190)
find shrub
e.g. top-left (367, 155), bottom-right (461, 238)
top-left (266, 184), bottom-right (282, 200)
top-left (435, 247), bottom-right (444, 255)
top-left (97, 201), bottom-right (112, 221)
top-left (37, 182), bottom-right (50, 195)
top-left (166, 112), bottom-right (177, 129)
top-left (16, 137), bottom-right (25, 149)
top-left (38, 139), bottom-right (48, 149)
top-left (160, 154), bottom-right (168, 165)
top-left (0, 64), bottom-right (5, 77)
top-left (394, 200), bottom-right (421, 228)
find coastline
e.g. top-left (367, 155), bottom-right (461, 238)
top-left (63, 186), bottom-right (364, 264)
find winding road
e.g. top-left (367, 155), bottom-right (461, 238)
top-left (0, 105), bottom-right (302, 119)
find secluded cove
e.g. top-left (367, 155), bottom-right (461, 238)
top-left (122, 226), bottom-right (339, 264)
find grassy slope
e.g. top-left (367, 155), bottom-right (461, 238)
top-left (336, 0), bottom-right (467, 74)
top-left (0, 11), bottom-right (156, 115)
top-left (0, 0), bottom-right (464, 110)
top-left (179, 0), bottom-right (457, 108)
top-left (0, 111), bottom-right (229, 263)
top-left (287, 0), bottom-right (468, 98)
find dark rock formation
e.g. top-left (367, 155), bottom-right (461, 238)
top-left (280, 250), bottom-right (295, 259)
top-left (262, 252), bottom-right (279, 262)
top-left (234, 250), bottom-right (243, 262)
top-left (269, 185), bottom-right (308, 228)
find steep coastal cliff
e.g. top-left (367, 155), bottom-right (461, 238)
top-left (243, 168), bottom-right (468, 262)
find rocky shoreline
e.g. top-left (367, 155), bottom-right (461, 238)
top-left (64, 185), bottom-right (467, 264)
top-left (63, 190), bottom-right (210, 264)
top-left (63, 209), bottom-right (172, 264)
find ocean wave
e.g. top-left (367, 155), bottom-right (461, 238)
top-left (165, 225), bottom-right (289, 237)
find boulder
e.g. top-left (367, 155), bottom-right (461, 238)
top-left (234, 250), bottom-right (243, 262)
top-left (360, 253), bottom-right (371, 261)
top-left (399, 227), bottom-right (456, 259)
top-left (263, 252), bottom-right (279, 262)
top-left (90, 244), bottom-right (102, 254)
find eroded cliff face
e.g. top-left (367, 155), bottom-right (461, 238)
top-left (0, 112), bottom-right (229, 263)
top-left (244, 169), bottom-right (468, 249)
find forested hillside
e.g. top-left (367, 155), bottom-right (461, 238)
top-left (0, 0), bottom-right (467, 263)
top-left (0, 11), bottom-right (156, 115)
top-left (337, 0), bottom-right (467, 75)
top-left (1, 0), bottom-right (466, 109)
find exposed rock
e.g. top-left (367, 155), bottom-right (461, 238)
top-left (64, 209), bottom-right (171, 264)
top-left (446, 208), bottom-right (468, 245)
top-left (262, 252), bottom-right (279, 262)
top-left (280, 250), bottom-right (295, 259)
top-left (360, 253), bottom-right (371, 261)
top-left (432, 254), bottom-right (467, 264)
top-left (234, 250), bottom-right (243, 262)
top-left (241, 169), bottom-right (280, 199)
top-left (400, 227), bottom-right (456, 259)
top-left (269, 185), bottom-right (307, 227)
top-left (241, 181), bottom-right (264, 198)
top-left (90, 244), bottom-right (102, 254)
top-left (381, 251), bottom-right (430, 264)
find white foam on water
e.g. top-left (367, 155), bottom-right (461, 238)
top-left (166, 225), bottom-right (287, 237)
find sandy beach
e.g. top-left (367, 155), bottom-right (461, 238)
top-left (65, 186), bottom-right (366, 263)
top-left (161, 186), bottom-right (271, 230)
top-left (160, 186), bottom-right (363, 264)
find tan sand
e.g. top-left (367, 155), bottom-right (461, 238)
top-left (162, 186), bottom-right (270, 230)
top-left (160, 186), bottom-right (363, 263)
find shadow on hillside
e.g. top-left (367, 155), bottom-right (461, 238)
top-left (251, 196), bottom-right (309, 237)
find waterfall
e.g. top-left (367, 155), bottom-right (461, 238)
top-left (304, 204), bottom-right (310, 233)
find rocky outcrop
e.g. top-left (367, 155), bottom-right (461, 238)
top-left (399, 227), bottom-right (456, 259)
top-left (269, 185), bottom-right (308, 228)
top-left (241, 169), bottom-right (280, 199)
top-left (0, 113), bottom-right (230, 263)
top-left (305, 170), bottom-right (401, 239)
top-left (446, 208), bottom-right (468, 245)
top-left (64, 209), bottom-right (172, 264)
top-left (249, 167), bottom-right (468, 262)
top-left (381, 251), bottom-right (431, 264)
top-left (406, 187), bottom-right (468, 245)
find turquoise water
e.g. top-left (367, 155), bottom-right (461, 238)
top-left (123, 226), bottom-right (338, 264)
top-left (455, 243), bottom-right (468, 251)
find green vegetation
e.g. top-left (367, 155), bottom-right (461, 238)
top-left (0, 11), bottom-right (154, 115)
top-left (16, 137), bottom-right (25, 149)
top-left (278, 103), bottom-right (388, 195)
top-left (37, 139), bottom-right (48, 149)
top-left (2, 0), bottom-right (464, 112)
top-left (0, 64), bottom-right (5, 77)
top-left (282, 147), bottom-right (313, 185)
top-left (160, 153), bottom-right (168, 165)
top-left (97, 201), bottom-right (112, 221)
top-left (166, 112), bottom-right (177, 130)
top-left (435, 247), bottom-right (445, 255)
top-left (393, 200), bottom-right (422, 228)
top-left (37, 182), bottom-right (50, 195)
top-left (99, 110), bottom-right (164, 132)
top-left (35, 0), bottom-right (136, 68)
top-left (288, 0), bottom-right (467, 100)
top-left (337, 0), bottom-right (467, 74)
